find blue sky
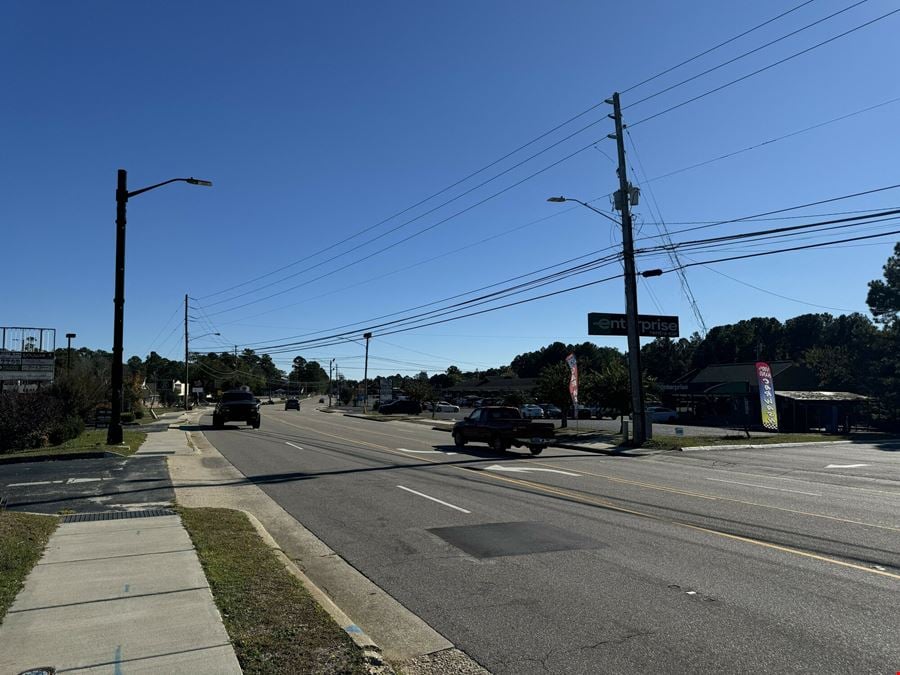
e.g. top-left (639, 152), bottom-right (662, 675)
top-left (3, 0), bottom-right (899, 378)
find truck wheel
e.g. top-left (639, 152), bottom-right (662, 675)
top-left (453, 432), bottom-right (466, 447)
top-left (252, 420), bottom-right (261, 429)
top-left (491, 436), bottom-right (507, 452)
top-left (529, 445), bottom-right (544, 456)
top-left (212, 415), bottom-right (223, 428)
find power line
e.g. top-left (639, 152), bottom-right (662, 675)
top-left (626, 129), bottom-right (708, 334)
top-left (630, 7), bottom-right (900, 128)
top-left (201, 119), bottom-right (608, 308)
top-left (639, 95), bottom-right (900, 185)
top-left (621, 0), bottom-right (819, 93)
top-left (206, 137), bottom-right (604, 317)
top-left (635, 183), bottom-right (900, 242)
top-left (625, 0), bottom-right (872, 110)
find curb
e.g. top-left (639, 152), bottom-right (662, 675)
top-left (0, 450), bottom-right (127, 464)
top-left (238, 510), bottom-right (394, 674)
top-left (680, 439), bottom-right (854, 451)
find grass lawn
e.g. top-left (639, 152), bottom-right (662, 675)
top-left (0, 511), bottom-right (57, 624)
top-left (645, 432), bottom-right (847, 451)
top-left (179, 507), bottom-right (368, 675)
top-left (0, 428), bottom-right (148, 461)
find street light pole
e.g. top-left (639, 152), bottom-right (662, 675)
top-left (108, 170), bottom-right (129, 445)
top-left (363, 332), bottom-right (372, 412)
top-left (184, 293), bottom-right (189, 411)
top-left (608, 92), bottom-right (647, 445)
top-left (65, 332), bottom-right (76, 374)
top-left (106, 170), bottom-right (212, 445)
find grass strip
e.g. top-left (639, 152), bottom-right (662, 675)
top-left (0, 428), bottom-right (147, 461)
top-left (645, 432), bottom-right (848, 450)
top-left (179, 507), bottom-right (368, 675)
top-left (0, 511), bottom-right (57, 624)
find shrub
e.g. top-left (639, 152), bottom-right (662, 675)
top-left (48, 416), bottom-right (85, 446)
top-left (121, 412), bottom-right (135, 424)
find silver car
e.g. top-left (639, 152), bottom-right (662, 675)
top-left (520, 404), bottom-right (545, 419)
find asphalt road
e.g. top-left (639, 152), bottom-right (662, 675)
top-left (202, 405), bottom-right (900, 674)
top-left (0, 456), bottom-right (173, 514)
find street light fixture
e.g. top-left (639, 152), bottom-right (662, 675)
top-left (107, 170), bottom-right (212, 445)
top-left (546, 196), bottom-right (621, 225)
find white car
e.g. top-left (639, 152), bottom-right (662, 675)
top-left (434, 401), bottom-right (460, 413)
top-left (646, 406), bottom-right (677, 423)
top-left (520, 404), bottom-right (545, 419)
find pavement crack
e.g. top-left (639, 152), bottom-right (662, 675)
top-left (578, 631), bottom-right (654, 651)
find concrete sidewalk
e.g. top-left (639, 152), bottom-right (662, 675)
top-left (0, 511), bottom-right (241, 674)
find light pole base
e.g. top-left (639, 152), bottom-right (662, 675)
top-left (106, 424), bottom-right (123, 446)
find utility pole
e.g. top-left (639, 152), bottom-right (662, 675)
top-left (108, 169), bottom-right (128, 445)
top-left (328, 358), bottom-right (335, 407)
top-left (362, 332), bottom-right (372, 412)
top-left (184, 293), bottom-right (189, 411)
top-left (608, 92), bottom-right (647, 445)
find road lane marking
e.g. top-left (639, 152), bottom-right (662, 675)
top-left (398, 448), bottom-right (457, 455)
top-left (825, 463), bottom-right (869, 469)
top-left (285, 442), bottom-right (304, 450)
top-left (396, 486), bottom-right (471, 513)
top-left (269, 414), bottom-right (900, 531)
top-left (7, 480), bottom-right (58, 487)
top-left (263, 417), bottom-right (900, 571)
top-left (67, 478), bottom-right (103, 484)
top-left (705, 478), bottom-right (821, 496)
top-left (484, 464), bottom-right (581, 477)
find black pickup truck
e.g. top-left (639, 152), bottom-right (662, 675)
top-left (212, 390), bottom-right (261, 429)
top-left (452, 406), bottom-right (555, 455)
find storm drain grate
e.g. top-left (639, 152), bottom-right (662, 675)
top-left (61, 509), bottom-right (175, 523)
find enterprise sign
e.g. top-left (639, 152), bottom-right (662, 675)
top-left (588, 313), bottom-right (680, 338)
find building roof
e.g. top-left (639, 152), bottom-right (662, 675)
top-left (677, 360), bottom-right (795, 385)
top-left (776, 390), bottom-right (869, 402)
top-left (445, 375), bottom-right (538, 392)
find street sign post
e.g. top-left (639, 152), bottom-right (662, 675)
top-left (588, 312), bottom-right (679, 338)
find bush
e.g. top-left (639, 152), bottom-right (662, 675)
top-left (121, 412), bottom-right (135, 424)
top-left (0, 393), bottom-right (66, 452)
top-left (134, 408), bottom-right (145, 420)
top-left (48, 416), bottom-right (85, 446)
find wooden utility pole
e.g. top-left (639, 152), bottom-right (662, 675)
top-left (608, 92), bottom-right (647, 445)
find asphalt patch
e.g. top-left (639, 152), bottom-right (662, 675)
top-left (0, 456), bottom-right (173, 515)
top-left (428, 521), bottom-right (599, 559)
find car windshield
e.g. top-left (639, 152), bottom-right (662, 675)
top-left (222, 392), bottom-right (255, 402)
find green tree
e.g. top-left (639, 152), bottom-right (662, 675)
top-left (536, 362), bottom-right (572, 427)
top-left (867, 242), bottom-right (900, 324)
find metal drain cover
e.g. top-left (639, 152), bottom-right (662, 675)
top-left (429, 521), bottom-right (598, 558)
top-left (61, 508), bottom-right (175, 523)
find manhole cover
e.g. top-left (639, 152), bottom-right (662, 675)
top-left (429, 521), bottom-right (598, 558)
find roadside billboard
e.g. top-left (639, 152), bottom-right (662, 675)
top-left (0, 351), bottom-right (55, 382)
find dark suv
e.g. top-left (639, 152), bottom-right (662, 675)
top-left (284, 398), bottom-right (300, 410)
top-left (379, 399), bottom-right (422, 415)
top-left (213, 390), bottom-right (261, 429)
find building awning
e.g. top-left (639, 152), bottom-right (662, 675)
top-left (776, 390), bottom-right (868, 402)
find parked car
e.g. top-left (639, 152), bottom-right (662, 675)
top-left (212, 390), bottom-right (261, 429)
top-left (568, 404), bottom-right (594, 419)
top-left (452, 406), bottom-right (555, 455)
top-left (538, 403), bottom-right (562, 419)
top-left (284, 398), bottom-right (300, 410)
top-left (646, 406), bottom-right (677, 423)
top-left (434, 401), bottom-right (460, 413)
top-left (379, 399), bottom-right (422, 415)
top-left (520, 403), bottom-right (544, 419)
